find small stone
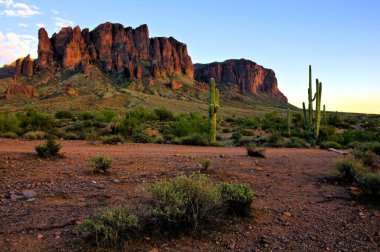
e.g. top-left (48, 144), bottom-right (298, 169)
top-left (37, 234), bottom-right (44, 239)
top-left (113, 179), bottom-right (120, 183)
top-left (96, 184), bottom-right (105, 189)
top-left (283, 211), bottom-right (292, 218)
top-left (22, 190), bottom-right (36, 199)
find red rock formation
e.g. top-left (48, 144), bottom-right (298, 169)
top-left (194, 59), bottom-right (287, 102)
top-left (33, 22), bottom-right (194, 80)
top-left (13, 55), bottom-right (34, 80)
top-left (170, 79), bottom-right (182, 90)
top-left (37, 28), bottom-right (54, 67)
top-left (3, 83), bottom-right (39, 99)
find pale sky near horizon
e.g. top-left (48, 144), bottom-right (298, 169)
top-left (0, 0), bottom-right (379, 114)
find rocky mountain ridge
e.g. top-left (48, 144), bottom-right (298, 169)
top-left (0, 22), bottom-right (287, 104)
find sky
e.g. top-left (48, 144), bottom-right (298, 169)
top-left (0, 0), bottom-right (379, 114)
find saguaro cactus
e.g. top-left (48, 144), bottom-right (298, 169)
top-left (303, 65), bottom-right (323, 141)
top-left (209, 78), bottom-right (220, 144)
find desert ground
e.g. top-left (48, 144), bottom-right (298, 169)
top-left (0, 139), bottom-right (379, 251)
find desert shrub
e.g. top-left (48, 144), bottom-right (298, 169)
top-left (267, 132), bottom-right (285, 147)
top-left (320, 141), bottom-right (342, 150)
top-left (285, 137), bottom-right (309, 148)
top-left (245, 144), bottom-right (266, 157)
top-left (219, 182), bottom-right (255, 216)
top-left (84, 129), bottom-right (98, 144)
top-left (358, 173), bottom-right (380, 198)
top-left (116, 107), bottom-right (157, 137)
top-left (35, 139), bottom-right (61, 158)
top-left (352, 148), bottom-right (376, 167)
top-left (232, 132), bottom-right (242, 143)
top-left (200, 158), bottom-right (212, 171)
top-left (153, 107), bottom-right (174, 121)
top-left (354, 142), bottom-right (380, 156)
top-left (131, 130), bottom-right (151, 143)
top-left (332, 157), bottom-right (368, 181)
top-left (319, 125), bottom-right (336, 142)
top-left (55, 110), bottom-right (74, 120)
top-left (62, 132), bottom-right (81, 140)
top-left (80, 206), bottom-right (138, 248)
top-left (0, 132), bottom-right (18, 139)
top-left (0, 112), bottom-right (21, 134)
top-left (18, 108), bottom-right (53, 133)
top-left (170, 112), bottom-right (209, 138)
top-left (78, 112), bottom-right (96, 121)
top-left (97, 109), bottom-right (116, 123)
top-left (89, 155), bottom-right (113, 173)
top-left (261, 111), bottom-right (286, 132)
top-left (23, 131), bottom-right (46, 140)
top-left (149, 173), bottom-right (222, 230)
top-left (179, 133), bottom-right (209, 146)
top-left (101, 135), bottom-right (124, 145)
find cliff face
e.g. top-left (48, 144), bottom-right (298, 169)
top-left (35, 22), bottom-right (193, 79)
top-left (194, 59), bottom-right (287, 102)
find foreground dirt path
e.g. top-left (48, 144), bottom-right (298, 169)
top-left (0, 139), bottom-right (379, 251)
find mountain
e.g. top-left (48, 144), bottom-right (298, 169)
top-left (194, 59), bottom-right (287, 103)
top-left (0, 22), bottom-right (288, 110)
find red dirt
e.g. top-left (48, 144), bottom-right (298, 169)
top-left (0, 139), bottom-right (379, 251)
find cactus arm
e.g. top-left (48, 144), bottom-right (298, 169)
top-left (208, 78), bottom-right (218, 144)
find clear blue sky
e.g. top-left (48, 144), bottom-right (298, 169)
top-left (1, 0), bottom-right (379, 113)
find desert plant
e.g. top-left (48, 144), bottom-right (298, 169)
top-left (352, 148), bottom-right (376, 167)
top-left (245, 144), bottom-right (266, 157)
top-left (287, 108), bottom-right (291, 136)
top-left (0, 112), bottom-right (21, 134)
top-left (0, 132), bottom-right (18, 139)
top-left (200, 158), bottom-right (212, 171)
top-left (149, 173), bottom-right (222, 230)
top-left (178, 133), bottom-right (210, 146)
top-left (80, 206), bottom-right (138, 248)
top-left (358, 173), bottom-right (380, 198)
top-left (320, 141), bottom-right (342, 150)
top-left (153, 107), bottom-right (174, 121)
top-left (35, 139), bottom-right (61, 158)
top-left (23, 131), bottom-right (46, 140)
top-left (208, 78), bottom-right (220, 145)
top-left (96, 109), bottom-right (117, 123)
top-left (89, 155), bottom-right (113, 173)
top-left (101, 135), bottom-right (124, 145)
top-left (302, 65), bottom-right (323, 141)
top-left (332, 157), bottom-right (368, 181)
top-left (285, 137), bottom-right (309, 148)
top-left (55, 110), bottom-right (74, 120)
top-left (219, 182), bottom-right (255, 216)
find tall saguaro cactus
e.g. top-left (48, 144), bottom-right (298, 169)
top-left (209, 78), bottom-right (220, 144)
top-left (302, 65), bottom-right (323, 141)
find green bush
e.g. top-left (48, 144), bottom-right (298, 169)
top-left (332, 157), bottom-right (368, 181)
top-left (170, 112), bottom-right (209, 138)
top-left (0, 112), bottom-right (21, 134)
top-left (232, 132), bottom-right (242, 143)
top-left (200, 158), bottom-right (212, 171)
top-left (23, 131), bottom-right (46, 140)
top-left (354, 142), bottom-right (380, 156)
top-left (80, 206), bottom-right (138, 248)
top-left (89, 155), bottom-right (113, 173)
top-left (97, 109), bottom-right (117, 123)
top-left (245, 144), bottom-right (266, 157)
top-left (0, 132), bottom-right (18, 139)
top-left (320, 141), bottom-right (342, 150)
top-left (285, 137), bottom-right (309, 148)
top-left (62, 132), bottom-right (81, 140)
top-left (149, 173), bottom-right (222, 230)
top-left (153, 107), bottom-right (174, 121)
top-left (359, 173), bottom-right (380, 198)
top-left (266, 132), bottom-right (285, 147)
top-left (116, 107), bottom-right (157, 137)
top-left (219, 182), bottom-right (255, 216)
top-left (18, 108), bottom-right (53, 133)
top-left (55, 110), bottom-right (74, 119)
top-left (179, 133), bottom-right (210, 146)
top-left (35, 139), bottom-right (62, 158)
top-left (78, 112), bottom-right (95, 120)
top-left (101, 135), bottom-right (124, 145)
top-left (352, 148), bottom-right (376, 167)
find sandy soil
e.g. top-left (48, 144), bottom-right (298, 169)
top-left (0, 139), bottom-right (379, 252)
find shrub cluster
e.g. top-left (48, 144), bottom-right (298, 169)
top-left (35, 139), bottom-right (62, 158)
top-left (89, 155), bottom-right (113, 173)
top-left (80, 173), bottom-right (255, 248)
